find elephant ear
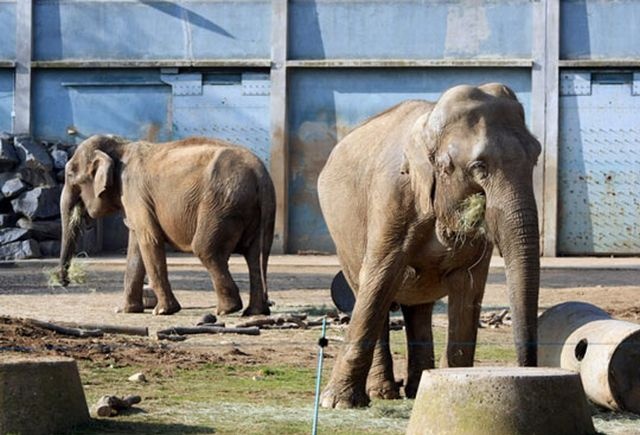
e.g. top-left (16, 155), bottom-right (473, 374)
top-left (92, 150), bottom-right (114, 198)
top-left (403, 111), bottom-right (437, 215)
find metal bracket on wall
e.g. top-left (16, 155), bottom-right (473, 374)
top-left (633, 73), bottom-right (640, 96)
top-left (560, 72), bottom-right (592, 96)
top-left (242, 73), bottom-right (270, 96)
top-left (160, 72), bottom-right (203, 96)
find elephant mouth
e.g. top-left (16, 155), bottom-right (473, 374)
top-left (436, 192), bottom-right (487, 247)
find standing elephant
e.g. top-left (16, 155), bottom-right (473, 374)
top-left (317, 83), bottom-right (541, 408)
top-left (58, 135), bottom-right (275, 317)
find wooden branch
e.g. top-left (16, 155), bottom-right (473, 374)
top-left (156, 332), bottom-right (187, 341)
top-left (235, 317), bottom-right (277, 328)
top-left (94, 395), bottom-right (141, 417)
top-left (157, 326), bottom-right (260, 336)
top-left (28, 318), bottom-right (103, 338)
top-left (67, 323), bottom-right (148, 336)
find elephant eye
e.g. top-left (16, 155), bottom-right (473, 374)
top-left (469, 161), bottom-right (488, 179)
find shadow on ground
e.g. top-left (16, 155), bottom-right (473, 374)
top-left (72, 419), bottom-right (215, 434)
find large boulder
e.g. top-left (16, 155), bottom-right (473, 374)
top-left (50, 148), bottom-right (69, 170)
top-left (39, 240), bottom-right (61, 257)
top-left (17, 217), bottom-right (61, 241)
top-left (11, 186), bottom-right (61, 219)
top-left (1, 177), bottom-right (28, 199)
top-left (13, 136), bottom-right (53, 172)
top-left (0, 239), bottom-right (40, 260)
top-left (0, 213), bottom-right (17, 227)
top-left (18, 166), bottom-right (57, 188)
top-left (0, 228), bottom-right (31, 245)
top-left (0, 134), bottom-right (18, 171)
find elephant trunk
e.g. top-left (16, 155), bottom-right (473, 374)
top-left (59, 184), bottom-right (82, 286)
top-left (486, 182), bottom-right (540, 366)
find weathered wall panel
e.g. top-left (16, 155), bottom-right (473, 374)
top-left (288, 68), bottom-right (532, 253)
top-left (561, 0), bottom-right (640, 60)
top-left (558, 71), bottom-right (640, 255)
top-left (0, 70), bottom-right (13, 132)
top-left (34, 0), bottom-right (270, 61)
top-left (289, 0), bottom-right (532, 60)
top-left (32, 69), bottom-right (172, 142)
top-left (0, 1), bottom-right (16, 60)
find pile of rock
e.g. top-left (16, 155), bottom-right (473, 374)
top-left (0, 133), bottom-right (74, 260)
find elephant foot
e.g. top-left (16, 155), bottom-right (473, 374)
top-left (153, 299), bottom-right (182, 316)
top-left (367, 380), bottom-right (402, 400)
top-left (404, 377), bottom-right (421, 399)
top-left (216, 296), bottom-right (243, 316)
top-left (321, 384), bottom-right (370, 409)
top-left (242, 304), bottom-right (270, 317)
top-left (122, 303), bottom-right (144, 313)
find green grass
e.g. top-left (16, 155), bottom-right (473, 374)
top-left (73, 362), bottom-right (410, 435)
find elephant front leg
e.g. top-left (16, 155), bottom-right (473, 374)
top-left (441, 251), bottom-right (491, 367)
top-left (321, 251), bottom-right (404, 409)
top-left (135, 230), bottom-right (181, 315)
top-left (121, 229), bottom-right (146, 313)
top-left (401, 302), bottom-right (435, 398)
top-left (366, 315), bottom-right (401, 400)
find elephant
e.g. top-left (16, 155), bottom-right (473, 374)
top-left (317, 83), bottom-right (541, 408)
top-left (58, 135), bottom-right (275, 317)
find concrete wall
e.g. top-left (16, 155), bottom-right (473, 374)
top-left (1, 0), bottom-right (638, 255)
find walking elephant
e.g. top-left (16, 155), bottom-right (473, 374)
top-left (58, 135), bottom-right (275, 317)
top-left (317, 83), bottom-right (541, 408)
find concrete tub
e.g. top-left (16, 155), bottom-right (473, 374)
top-left (406, 367), bottom-right (595, 435)
top-left (0, 356), bottom-right (89, 435)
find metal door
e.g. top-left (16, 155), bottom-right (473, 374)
top-left (558, 71), bottom-right (640, 255)
top-left (162, 71), bottom-right (271, 166)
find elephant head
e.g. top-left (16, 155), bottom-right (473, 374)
top-left (406, 83), bottom-right (541, 366)
top-left (59, 135), bottom-right (127, 285)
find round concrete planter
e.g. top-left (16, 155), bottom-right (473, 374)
top-left (0, 356), bottom-right (89, 435)
top-left (406, 367), bottom-right (595, 435)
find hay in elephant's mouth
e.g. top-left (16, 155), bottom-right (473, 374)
top-left (457, 193), bottom-right (487, 235)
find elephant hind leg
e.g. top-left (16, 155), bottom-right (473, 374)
top-left (401, 302), bottom-right (435, 398)
top-left (192, 216), bottom-right (244, 316)
top-left (366, 315), bottom-right (401, 400)
top-left (242, 238), bottom-right (270, 316)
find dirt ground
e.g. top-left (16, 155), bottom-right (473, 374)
top-left (0, 256), bottom-right (639, 433)
top-left (0, 256), bottom-right (639, 371)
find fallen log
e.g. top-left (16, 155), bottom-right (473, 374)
top-left (28, 319), bottom-right (103, 338)
top-left (157, 326), bottom-right (260, 336)
top-left (94, 395), bottom-right (141, 417)
top-left (156, 332), bottom-right (187, 342)
top-left (66, 323), bottom-right (148, 337)
top-left (235, 317), bottom-right (277, 328)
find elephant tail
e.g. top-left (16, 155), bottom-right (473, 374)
top-left (257, 168), bottom-right (276, 305)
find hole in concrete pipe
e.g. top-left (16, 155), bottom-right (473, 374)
top-left (575, 338), bottom-right (588, 361)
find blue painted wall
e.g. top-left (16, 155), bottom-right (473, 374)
top-left (33, 69), bottom-right (173, 142)
top-left (34, 0), bottom-right (271, 61)
top-left (0, 69), bottom-right (13, 132)
top-left (290, 0), bottom-right (532, 60)
top-left (288, 68), bottom-right (532, 253)
top-left (0, 1), bottom-right (15, 60)
top-left (561, 0), bottom-right (640, 59)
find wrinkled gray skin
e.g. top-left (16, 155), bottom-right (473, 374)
top-left (59, 135), bottom-right (275, 316)
top-left (317, 84), bottom-right (541, 408)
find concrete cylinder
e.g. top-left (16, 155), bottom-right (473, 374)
top-left (406, 367), bottom-right (595, 435)
top-left (538, 301), bottom-right (640, 413)
top-left (0, 356), bottom-right (90, 435)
